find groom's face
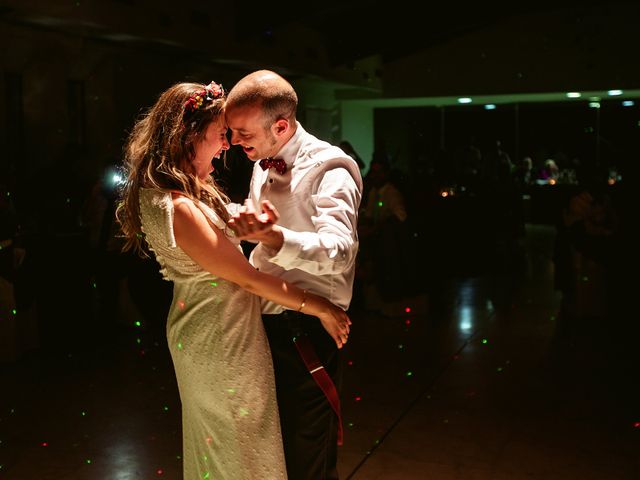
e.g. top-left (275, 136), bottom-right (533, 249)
top-left (226, 105), bottom-right (279, 161)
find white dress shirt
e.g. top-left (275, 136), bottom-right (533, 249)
top-left (248, 123), bottom-right (363, 314)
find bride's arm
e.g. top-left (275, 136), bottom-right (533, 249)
top-left (172, 199), bottom-right (351, 347)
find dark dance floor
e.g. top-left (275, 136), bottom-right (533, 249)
top-left (1, 224), bottom-right (638, 479)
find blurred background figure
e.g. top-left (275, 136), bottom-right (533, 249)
top-left (553, 166), bottom-right (620, 322)
top-left (80, 165), bottom-right (128, 328)
top-left (0, 182), bottom-right (38, 361)
top-left (541, 158), bottom-right (560, 183)
top-left (362, 158), bottom-right (408, 227)
top-left (339, 140), bottom-right (366, 170)
top-left (514, 156), bottom-right (534, 188)
top-left (483, 139), bottom-right (513, 186)
top-left (357, 158), bottom-right (415, 314)
top-left (456, 135), bottom-right (483, 194)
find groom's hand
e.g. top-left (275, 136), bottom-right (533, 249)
top-left (228, 199), bottom-right (284, 250)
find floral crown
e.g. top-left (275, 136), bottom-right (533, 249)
top-left (183, 81), bottom-right (225, 119)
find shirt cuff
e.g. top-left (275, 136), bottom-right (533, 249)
top-left (267, 226), bottom-right (302, 269)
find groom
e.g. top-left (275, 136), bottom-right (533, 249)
top-left (225, 70), bottom-right (363, 480)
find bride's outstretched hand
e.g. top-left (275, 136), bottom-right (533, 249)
top-left (228, 199), bottom-right (279, 240)
top-left (316, 300), bottom-right (352, 349)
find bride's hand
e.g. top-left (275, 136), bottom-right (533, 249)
top-left (228, 199), bottom-right (282, 248)
top-left (228, 199), bottom-right (278, 233)
top-left (316, 300), bottom-right (352, 349)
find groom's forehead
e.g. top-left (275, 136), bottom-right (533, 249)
top-left (226, 106), bottom-right (264, 126)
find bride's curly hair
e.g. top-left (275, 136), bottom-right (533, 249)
top-left (115, 81), bottom-right (229, 256)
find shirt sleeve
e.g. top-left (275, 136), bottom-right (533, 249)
top-left (268, 167), bottom-right (361, 275)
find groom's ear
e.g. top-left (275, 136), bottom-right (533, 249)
top-left (272, 118), bottom-right (289, 137)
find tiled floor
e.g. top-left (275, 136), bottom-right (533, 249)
top-left (1, 224), bottom-right (638, 479)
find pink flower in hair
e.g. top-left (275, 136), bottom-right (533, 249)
top-left (183, 81), bottom-right (225, 118)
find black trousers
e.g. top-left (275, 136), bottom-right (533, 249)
top-left (263, 311), bottom-right (341, 480)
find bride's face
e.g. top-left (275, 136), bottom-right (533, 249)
top-left (192, 118), bottom-right (230, 180)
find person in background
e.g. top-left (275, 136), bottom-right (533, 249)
top-left (116, 80), bottom-right (351, 480)
top-left (339, 140), bottom-right (365, 170)
top-left (358, 157), bottom-right (409, 309)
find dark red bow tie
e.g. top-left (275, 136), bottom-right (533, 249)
top-left (259, 157), bottom-right (287, 175)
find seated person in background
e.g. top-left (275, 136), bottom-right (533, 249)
top-left (540, 158), bottom-right (560, 183)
